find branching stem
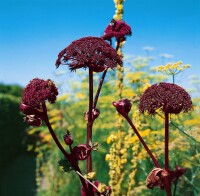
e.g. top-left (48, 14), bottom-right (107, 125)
top-left (42, 104), bottom-right (89, 195)
top-left (124, 114), bottom-right (160, 168)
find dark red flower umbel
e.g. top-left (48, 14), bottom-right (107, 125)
top-left (20, 78), bottom-right (58, 126)
top-left (139, 83), bottom-right (193, 115)
top-left (55, 36), bottom-right (122, 72)
top-left (113, 99), bottom-right (132, 117)
top-left (102, 19), bottom-right (132, 42)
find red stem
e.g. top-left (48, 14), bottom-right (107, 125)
top-left (42, 104), bottom-right (89, 195)
top-left (86, 68), bottom-right (94, 196)
top-left (87, 68), bottom-right (93, 172)
top-left (93, 69), bottom-right (108, 109)
top-left (164, 112), bottom-right (171, 196)
top-left (125, 115), bottom-right (160, 168)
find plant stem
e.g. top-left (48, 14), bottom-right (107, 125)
top-left (42, 104), bottom-right (89, 195)
top-left (124, 115), bottom-right (160, 168)
top-left (93, 69), bottom-right (108, 109)
top-left (172, 75), bottom-right (175, 84)
top-left (173, 179), bottom-right (178, 196)
top-left (86, 68), bottom-right (94, 196)
top-left (164, 112), bottom-right (171, 196)
top-left (43, 104), bottom-right (70, 159)
top-left (116, 41), bottom-right (120, 52)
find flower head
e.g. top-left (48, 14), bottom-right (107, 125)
top-left (102, 19), bottom-right (132, 42)
top-left (21, 78), bottom-right (58, 110)
top-left (113, 99), bottom-right (132, 117)
top-left (153, 61), bottom-right (191, 76)
top-left (55, 36), bottom-right (122, 72)
top-left (139, 83), bottom-right (193, 115)
top-left (20, 78), bottom-right (58, 126)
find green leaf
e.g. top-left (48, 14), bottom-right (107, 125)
top-left (58, 157), bottom-right (74, 173)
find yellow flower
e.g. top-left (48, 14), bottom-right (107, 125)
top-left (121, 159), bottom-right (127, 164)
top-left (84, 172), bottom-right (96, 180)
top-left (153, 61), bottom-right (191, 76)
top-left (105, 154), bottom-right (111, 161)
top-left (116, 4), bottom-right (123, 10)
top-left (98, 183), bottom-right (107, 193)
top-left (107, 134), bottom-right (117, 144)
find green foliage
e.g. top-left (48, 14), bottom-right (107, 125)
top-left (58, 157), bottom-right (74, 173)
top-left (0, 83), bottom-right (23, 97)
top-left (0, 84), bottom-right (27, 167)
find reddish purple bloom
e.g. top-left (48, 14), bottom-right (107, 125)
top-left (139, 83), bottom-right (193, 115)
top-left (55, 36), bottom-right (122, 72)
top-left (21, 78), bottom-right (58, 110)
top-left (20, 78), bottom-right (58, 126)
top-left (102, 19), bottom-right (132, 42)
top-left (113, 99), bottom-right (132, 117)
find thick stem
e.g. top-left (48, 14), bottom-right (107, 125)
top-left (86, 68), bottom-right (94, 196)
top-left (164, 112), bottom-right (171, 196)
top-left (125, 115), bottom-right (160, 168)
top-left (42, 104), bottom-right (89, 195)
top-left (93, 69), bottom-right (108, 109)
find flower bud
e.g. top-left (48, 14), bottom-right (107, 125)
top-left (169, 166), bottom-right (186, 182)
top-left (92, 108), bottom-right (100, 120)
top-left (71, 144), bottom-right (92, 161)
top-left (112, 99), bottom-right (132, 117)
top-left (24, 115), bottom-right (42, 127)
top-left (20, 103), bottom-right (44, 117)
top-left (63, 130), bottom-right (74, 145)
top-left (84, 108), bottom-right (100, 122)
top-left (146, 168), bottom-right (168, 190)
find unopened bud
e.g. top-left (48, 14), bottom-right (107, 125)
top-left (71, 144), bottom-right (92, 161)
top-left (63, 130), bottom-right (74, 145)
top-left (113, 99), bottom-right (132, 117)
top-left (92, 108), bottom-right (100, 120)
top-left (24, 115), bottom-right (42, 127)
top-left (84, 108), bottom-right (100, 122)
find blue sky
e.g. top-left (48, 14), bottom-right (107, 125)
top-left (0, 0), bottom-right (200, 88)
